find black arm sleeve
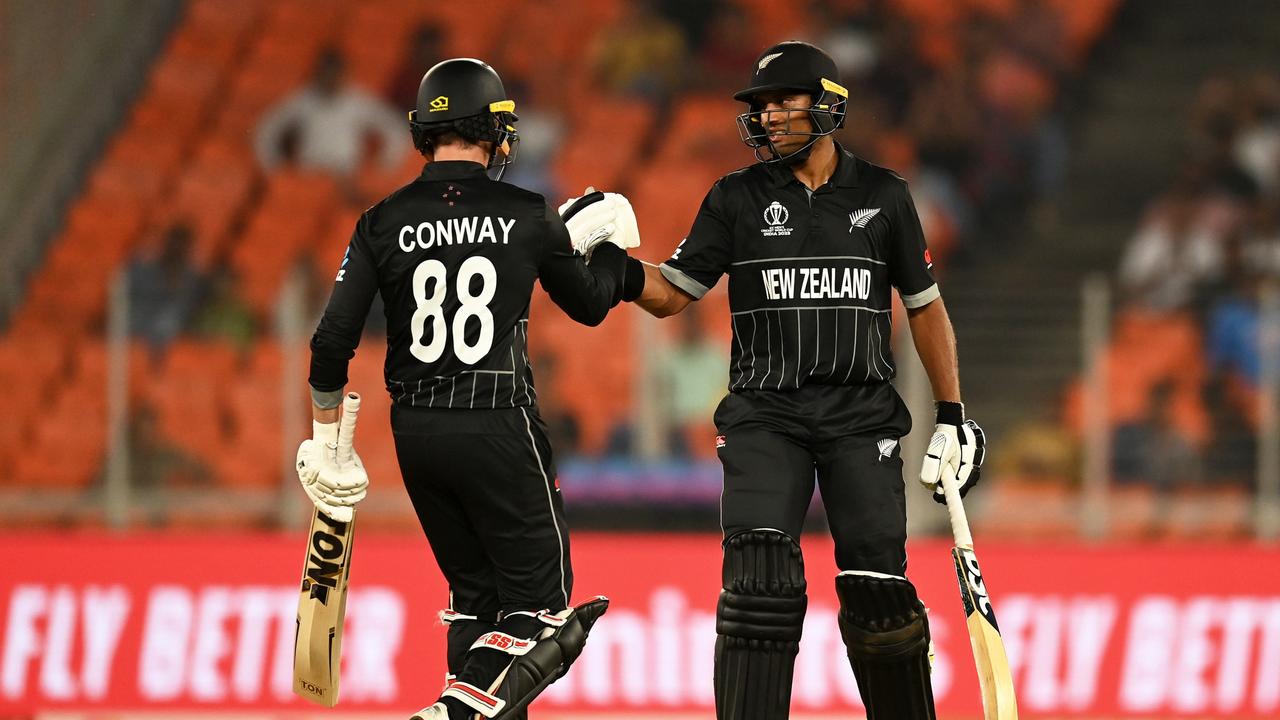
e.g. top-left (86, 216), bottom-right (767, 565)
top-left (537, 203), bottom-right (625, 326)
top-left (309, 215), bottom-right (379, 392)
top-left (886, 179), bottom-right (940, 309)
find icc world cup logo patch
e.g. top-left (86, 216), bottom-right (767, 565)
top-left (761, 201), bottom-right (793, 237)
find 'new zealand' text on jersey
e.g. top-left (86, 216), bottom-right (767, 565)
top-left (660, 146), bottom-right (938, 392)
top-left (309, 161), bottom-right (624, 409)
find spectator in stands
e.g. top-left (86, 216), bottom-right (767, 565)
top-left (1193, 117), bottom-right (1260, 201)
top-left (864, 12), bottom-right (923, 125)
top-left (909, 65), bottom-right (981, 198)
top-left (498, 80), bottom-right (565, 198)
top-left (1118, 183), bottom-right (1222, 312)
top-left (1233, 73), bottom-right (1280, 195)
top-left (972, 49), bottom-right (1067, 232)
top-left (127, 222), bottom-right (207, 355)
top-left (1244, 195), bottom-right (1280, 276)
top-left (193, 267), bottom-right (257, 355)
top-left (387, 23), bottom-right (445, 111)
top-left (602, 305), bottom-right (726, 459)
top-left (255, 48), bottom-right (403, 179)
top-left (652, 304), bottom-right (727, 457)
top-left (592, 0), bottom-right (687, 103)
top-left (1205, 238), bottom-right (1263, 386)
top-left (1111, 380), bottom-right (1203, 489)
top-left (1202, 374), bottom-right (1257, 488)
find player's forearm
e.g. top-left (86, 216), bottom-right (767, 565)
top-left (542, 244), bottom-right (626, 326)
top-left (633, 262), bottom-right (692, 318)
top-left (907, 297), bottom-right (961, 403)
top-left (313, 402), bottom-right (340, 424)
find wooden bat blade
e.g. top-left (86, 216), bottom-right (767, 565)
top-left (293, 508), bottom-right (356, 707)
top-left (952, 547), bottom-right (1019, 720)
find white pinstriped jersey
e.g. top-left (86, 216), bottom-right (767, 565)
top-left (660, 146), bottom-right (939, 393)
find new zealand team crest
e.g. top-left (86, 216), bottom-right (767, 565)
top-left (761, 201), bottom-right (793, 237)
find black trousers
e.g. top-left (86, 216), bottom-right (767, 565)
top-left (392, 405), bottom-right (573, 625)
top-left (713, 383), bottom-right (914, 575)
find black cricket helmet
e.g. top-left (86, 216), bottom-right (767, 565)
top-left (733, 41), bottom-right (848, 164)
top-left (408, 58), bottom-right (520, 178)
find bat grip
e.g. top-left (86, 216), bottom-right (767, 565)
top-left (941, 466), bottom-right (975, 549)
top-left (336, 392), bottom-right (361, 464)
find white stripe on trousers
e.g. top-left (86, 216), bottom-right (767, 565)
top-left (520, 407), bottom-right (569, 607)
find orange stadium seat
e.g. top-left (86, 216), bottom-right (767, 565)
top-left (0, 334), bottom-right (69, 479)
top-left (653, 94), bottom-right (743, 167)
top-left (12, 373), bottom-right (107, 489)
top-left (1163, 485), bottom-right (1252, 540)
top-left (263, 0), bottom-right (345, 43)
top-left (629, 161), bottom-right (722, 264)
top-left (732, 0), bottom-right (816, 49)
top-left (182, 0), bottom-right (263, 44)
top-left (165, 23), bottom-right (244, 71)
top-left (975, 478), bottom-right (1078, 540)
top-left (356, 147), bottom-right (424, 204)
top-left (553, 99), bottom-right (654, 194)
top-left (1062, 310), bottom-right (1209, 445)
top-left (1051, 0), bottom-right (1121, 64)
top-left (1107, 485), bottom-right (1159, 540)
top-left (166, 156), bottom-right (256, 266)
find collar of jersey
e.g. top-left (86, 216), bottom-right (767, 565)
top-left (418, 160), bottom-right (489, 180)
top-left (763, 142), bottom-right (859, 191)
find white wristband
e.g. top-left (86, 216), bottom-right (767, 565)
top-left (313, 420), bottom-right (339, 447)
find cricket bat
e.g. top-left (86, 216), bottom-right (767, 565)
top-left (941, 466), bottom-right (1019, 720)
top-left (293, 393), bottom-right (361, 707)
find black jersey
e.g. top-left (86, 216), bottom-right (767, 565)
top-left (660, 145), bottom-right (939, 393)
top-left (309, 160), bottom-right (625, 409)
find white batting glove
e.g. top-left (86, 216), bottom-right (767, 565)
top-left (558, 188), bottom-right (640, 258)
top-left (919, 402), bottom-right (985, 504)
top-left (296, 394), bottom-right (367, 523)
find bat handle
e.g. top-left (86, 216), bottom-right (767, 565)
top-left (336, 392), bottom-right (361, 464)
top-left (941, 465), bottom-right (975, 549)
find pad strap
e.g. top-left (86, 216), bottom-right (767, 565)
top-left (442, 679), bottom-right (506, 718)
top-left (502, 609), bottom-right (568, 628)
top-left (439, 609), bottom-right (479, 625)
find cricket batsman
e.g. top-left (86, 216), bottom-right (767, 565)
top-left (573, 41), bottom-right (987, 719)
top-left (297, 57), bottom-right (639, 719)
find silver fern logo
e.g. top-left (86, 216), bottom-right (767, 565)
top-left (877, 438), bottom-right (898, 461)
top-left (758, 52), bottom-right (784, 71)
top-left (849, 208), bottom-right (881, 230)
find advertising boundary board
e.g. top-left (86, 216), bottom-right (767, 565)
top-left (2, 533), bottom-right (1279, 718)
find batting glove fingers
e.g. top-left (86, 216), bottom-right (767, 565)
top-left (559, 189), bottom-right (640, 258)
top-left (928, 418), bottom-right (986, 504)
top-left (296, 439), bottom-right (369, 519)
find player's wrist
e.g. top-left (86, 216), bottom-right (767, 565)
top-left (622, 256), bottom-right (645, 302)
top-left (935, 401), bottom-right (964, 426)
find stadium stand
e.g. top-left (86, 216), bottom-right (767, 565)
top-left (4, 0), bottom-right (1131, 532)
